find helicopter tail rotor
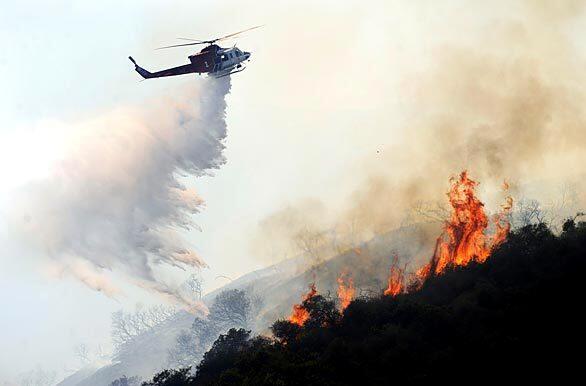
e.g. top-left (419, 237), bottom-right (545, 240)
top-left (128, 56), bottom-right (153, 79)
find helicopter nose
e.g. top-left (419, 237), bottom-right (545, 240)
top-left (245, 52), bottom-right (251, 59)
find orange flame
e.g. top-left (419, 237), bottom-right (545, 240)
top-left (384, 254), bottom-right (405, 296)
top-left (289, 284), bottom-right (317, 326)
top-left (492, 193), bottom-right (513, 247)
top-left (418, 171), bottom-right (513, 281)
top-left (337, 271), bottom-right (355, 310)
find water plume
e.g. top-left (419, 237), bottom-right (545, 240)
top-left (8, 77), bottom-right (231, 308)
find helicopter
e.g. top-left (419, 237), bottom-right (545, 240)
top-left (129, 26), bottom-right (260, 79)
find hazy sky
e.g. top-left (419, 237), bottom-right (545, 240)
top-left (2, 0), bottom-right (585, 383)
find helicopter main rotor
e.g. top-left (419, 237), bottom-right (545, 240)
top-left (156, 25), bottom-right (262, 50)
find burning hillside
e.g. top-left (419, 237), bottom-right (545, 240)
top-left (288, 171), bottom-right (514, 309)
top-left (145, 212), bottom-right (586, 385)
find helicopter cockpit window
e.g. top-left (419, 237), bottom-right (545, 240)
top-left (236, 51), bottom-right (241, 57)
top-left (221, 54), bottom-right (228, 62)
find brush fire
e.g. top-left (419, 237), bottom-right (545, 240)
top-left (337, 271), bottom-right (356, 310)
top-left (417, 171), bottom-right (513, 281)
top-left (384, 254), bottom-right (405, 296)
top-left (289, 284), bottom-right (318, 326)
top-left (288, 171), bottom-right (513, 322)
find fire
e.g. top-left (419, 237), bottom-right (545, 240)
top-left (492, 195), bottom-right (513, 247)
top-left (289, 284), bottom-right (318, 326)
top-left (337, 271), bottom-right (355, 310)
top-left (287, 172), bottom-right (512, 322)
top-left (419, 171), bottom-right (513, 280)
top-left (384, 254), bottom-right (405, 296)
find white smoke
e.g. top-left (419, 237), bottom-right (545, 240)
top-left (7, 77), bottom-right (231, 307)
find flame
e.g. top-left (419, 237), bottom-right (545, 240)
top-left (337, 271), bottom-right (355, 310)
top-left (419, 171), bottom-right (513, 280)
top-left (289, 283), bottom-right (317, 326)
top-left (492, 195), bottom-right (513, 247)
top-left (384, 254), bottom-right (405, 296)
top-left (285, 172), bottom-right (513, 322)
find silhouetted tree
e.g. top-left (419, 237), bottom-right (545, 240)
top-left (110, 375), bottom-right (141, 386)
top-left (302, 294), bottom-right (340, 329)
top-left (209, 289), bottom-right (250, 329)
top-left (183, 274), bottom-right (203, 301)
top-left (271, 320), bottom-right (302, 344)
top-left (167, 290), bottom-right (253, 368)
top-left (112, 305), bottom-right (176, 351)
top-left (195, 329), bottom-right (250, 385)
top-left (141, 368), bottom-right (193, 386)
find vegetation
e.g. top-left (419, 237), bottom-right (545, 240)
top-left (143, 220), bottom-right (586, 385)
top-left (167, 289), bottom-right (254, 368)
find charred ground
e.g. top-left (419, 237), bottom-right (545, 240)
top-left (142, 219), bottom-right (586, 385)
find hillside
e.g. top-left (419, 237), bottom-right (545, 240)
top-left (57, 224), bottom-right (435, 386)
top-left (143, 219), bottom-right (586, 385)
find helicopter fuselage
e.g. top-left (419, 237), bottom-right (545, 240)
top-left (190, 45), bottom-right (251, 76)
top-left (130, 44), bottom-right (251, 80)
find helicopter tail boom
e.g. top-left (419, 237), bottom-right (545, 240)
top-left (129, 56), bottom-right (200, 79)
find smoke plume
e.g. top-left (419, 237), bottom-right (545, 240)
top-left (348, 0), bottom-right (586, 230)
top-left (252, 0), bottom-right (586, 264)
top-left (8, 77), bottom-right (231, 307)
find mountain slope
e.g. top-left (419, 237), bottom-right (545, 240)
top-left (146, 220), bottom-right (586, 385)
top-left (57, 224), bottom-right (433, 385)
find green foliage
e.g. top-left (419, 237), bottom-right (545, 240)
top-left (145, 221), bottom-right (586, 385)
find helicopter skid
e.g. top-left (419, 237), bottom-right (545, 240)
top-left (212, 65), bottom-right (246, 78)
